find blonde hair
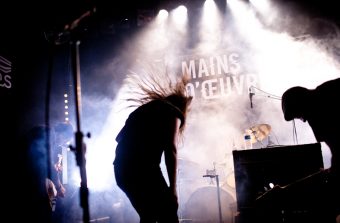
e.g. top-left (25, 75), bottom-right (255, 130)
top-left (122, 67), bottom-right (193, 131)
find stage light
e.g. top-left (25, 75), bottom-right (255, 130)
top-left (158, 9), bottom-right (169, 20)
top-left (203, 0), bottom-right (220, 24)
top-left (63, 91), bottom-right (70, 123)
top-left (155, 9), bottom-right (168, 25)
top-left (172, 5), bottom-right (188, 26)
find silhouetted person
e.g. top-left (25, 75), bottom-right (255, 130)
top-left (50, 122), bottom-right (74, 223)
top-left (282, 77), bottom-right (340, 223)
top-left (113, 72), bottom-right (192, 223)
top-left (20, 125), bottom-right (54, 223)
top-left (20, 122), bottom-right (74, 223)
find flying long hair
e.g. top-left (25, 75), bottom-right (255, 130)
top-left (122, 65), bottom-right (193, 132)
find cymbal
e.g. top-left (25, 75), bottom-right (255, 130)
top-left (245, 124), bottom-right (271, 143)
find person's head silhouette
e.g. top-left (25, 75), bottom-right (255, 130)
top-left (281, 86), bottom-right (311, 122)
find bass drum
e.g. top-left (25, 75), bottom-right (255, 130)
top-left (182, 186), bottom-right (236, 223)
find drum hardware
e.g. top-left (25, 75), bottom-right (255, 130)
top-left (183, 186), bottom-right (236, 223)
top-left (266, 134), bottom-right (275, 147)
top-left (203, 163), bottom-right (223, 223)
top-left (245, 123), bottom-right (271, 146)
top-left (178, 160), bottom-right (237, 222)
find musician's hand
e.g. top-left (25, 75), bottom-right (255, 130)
top-left (55, 154), bottom-right (63, 171)
top-left (46, 178), bottom-right (57, 198)
top-left (54, 163), bottom-right (63, 172)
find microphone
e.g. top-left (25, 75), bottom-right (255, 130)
top-left (49, 7), bottom-right (97, 45)
top-left (249, 87), bottom-right (254, 108)
top-left (64, 7), bottom-right (97, 31)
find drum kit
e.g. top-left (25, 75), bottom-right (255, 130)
top-left (228, 123), bottom-right (273, 185)
top-left (245, 123), bottom-right (272, 144)
top-left (177, 124), bottom-right (272, 223)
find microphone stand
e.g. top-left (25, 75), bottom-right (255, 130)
top-left (249, 86), bottom-right (282, 101)
top-left (43, 7), bottom-right (95, 222)
top-left (66, 8), bottom-right (96, 223)
top-left (248, 86), bottom-right (282, 147)
top-left (203, 163), bottom-right (223, 223)
top-left (70, 39), bottom-right (90, 223)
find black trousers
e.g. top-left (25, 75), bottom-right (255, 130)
top-left (114, 165), bottom-right (179, 223)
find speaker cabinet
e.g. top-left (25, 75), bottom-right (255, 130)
top-left (232, 143), bottom-right (330, 223)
